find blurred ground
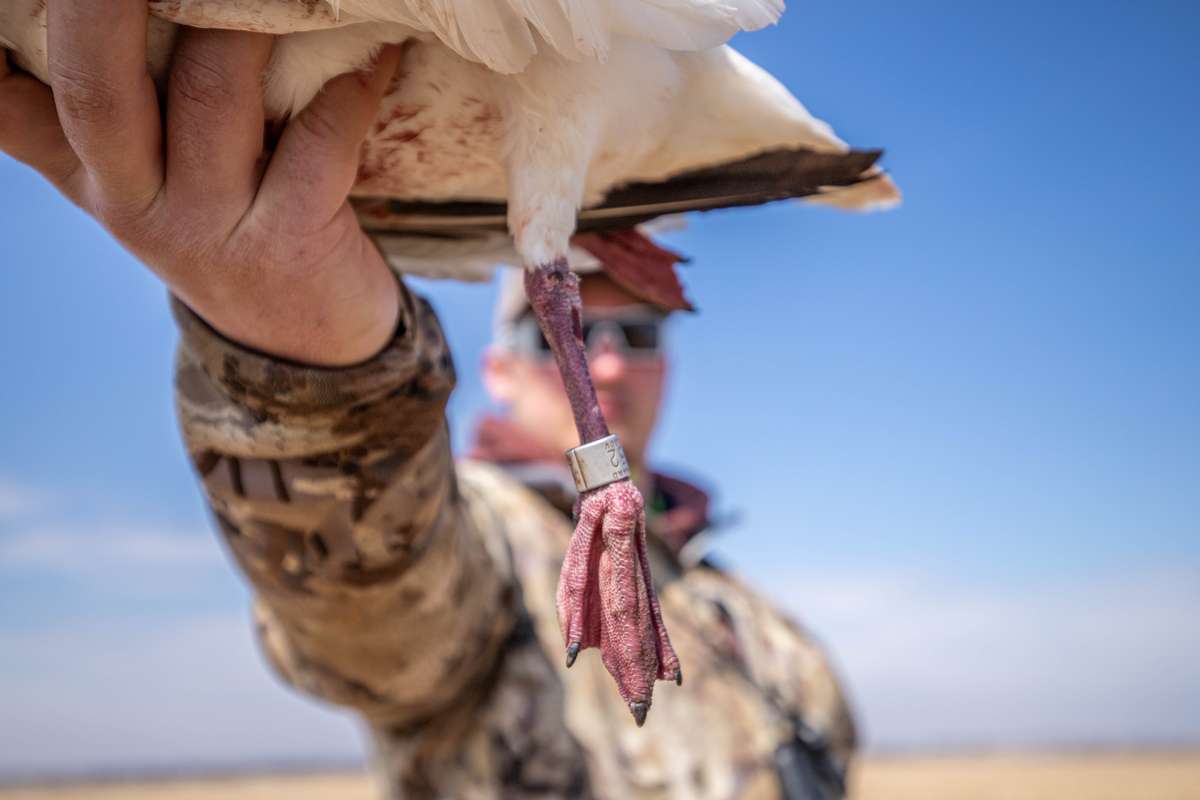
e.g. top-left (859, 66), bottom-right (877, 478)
top-left (2, 752), bottom-right (1198, 799)
top-left (853, 752), bottom-right (1200, 800)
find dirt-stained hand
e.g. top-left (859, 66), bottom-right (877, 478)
top-left (0, 0), bottom-right (403, 366)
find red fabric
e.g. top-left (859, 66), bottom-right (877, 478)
top-left (571, 229), bottom-right (695, 312)
top-left (469, 414), bottom-right (560, 464)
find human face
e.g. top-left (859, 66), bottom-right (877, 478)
top-left (484, 276), bottom-right (668, 469)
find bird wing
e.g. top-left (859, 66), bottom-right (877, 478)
top-left (360, 145), bottom-right (895, 280)
top-left (356, 146), bottom-right (895, 239)
top-left (340, 0), bottom-right (784, 73)
top-left (600, 45), bottom-right (852, 191)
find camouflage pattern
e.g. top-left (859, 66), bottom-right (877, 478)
top-left (172, 280), bottom-right (857, 799)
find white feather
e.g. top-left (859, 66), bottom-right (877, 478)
top-left (372, 233), bottom-right (514, 281)
top-left (805, 171), bottom-right (902, 212)
top-left (372, 232), bottom-right (607, 281)
top-left (732, 0), bottom-right (785, 30)
top-left (504, 0), bottom-right (586, 60)
top-left (336, 0), bottom-right (781, 72)
top-left (263, 25), bottom-right (394, 117)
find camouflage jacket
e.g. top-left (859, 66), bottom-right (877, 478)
top-left (172, 279), bottom-right (857, 800)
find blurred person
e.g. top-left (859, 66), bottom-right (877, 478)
top-left (0, 7), bottom-right (855, 799)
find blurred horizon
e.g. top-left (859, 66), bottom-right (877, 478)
top-left (2, 0), bottom-right (1198, 779)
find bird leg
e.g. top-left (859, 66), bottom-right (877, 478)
top-left (524, 259), bottom-right (681, 726)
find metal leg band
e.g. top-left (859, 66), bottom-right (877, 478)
top-left (565, 434), bottom-right (630, 493)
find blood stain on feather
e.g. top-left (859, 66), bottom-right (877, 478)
top-left (355, 47), bottom-right (508, 200)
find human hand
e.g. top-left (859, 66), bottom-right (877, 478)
top-left (0, 0), bottom-right (403, 366)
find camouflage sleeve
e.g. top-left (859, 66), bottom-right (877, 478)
top-left (768, 612), bottom-right (859, 782)
top-left (170, 283), bottom-right (515, 728)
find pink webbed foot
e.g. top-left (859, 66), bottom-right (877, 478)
top-left (557, 478), bottom-right (681, 726)
top-left (523, 259), bottom-right (680, 724)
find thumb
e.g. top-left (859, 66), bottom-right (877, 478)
top-left (253, 43), bottom-right (404, 227)
top-left (0, 50), bottom-right (83, 198)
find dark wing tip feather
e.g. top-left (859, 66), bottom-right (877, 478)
top-left (354, 148), bottom-right (890, 238)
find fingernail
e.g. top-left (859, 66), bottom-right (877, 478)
top-left (566, 642), bottom-right (580, 668)
top-left (629, 701), bottom-right (649, 727)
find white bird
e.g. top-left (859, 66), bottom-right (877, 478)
top-left (1, 0), bottom-right (899, 725)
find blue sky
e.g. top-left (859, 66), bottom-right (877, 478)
top-left (2, 0), bottom-right (1199, 776)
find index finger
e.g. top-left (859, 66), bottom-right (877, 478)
top-left (47, 0), bottom-right (163, 217)
top-left (0, 49), bottom-right (83, 197)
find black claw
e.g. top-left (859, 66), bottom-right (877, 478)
top-left (629, 701), bottom-right (648, 727)
top-left (674, 667), bottom-right (683, 687)
top-left (565, 642), bottom-right (580, 668)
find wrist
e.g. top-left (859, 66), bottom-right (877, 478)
top-left (177, 245), bottom-right (401, 368)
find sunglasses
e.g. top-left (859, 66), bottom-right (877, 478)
top-left (510, 310), bottom-right (666, 359)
